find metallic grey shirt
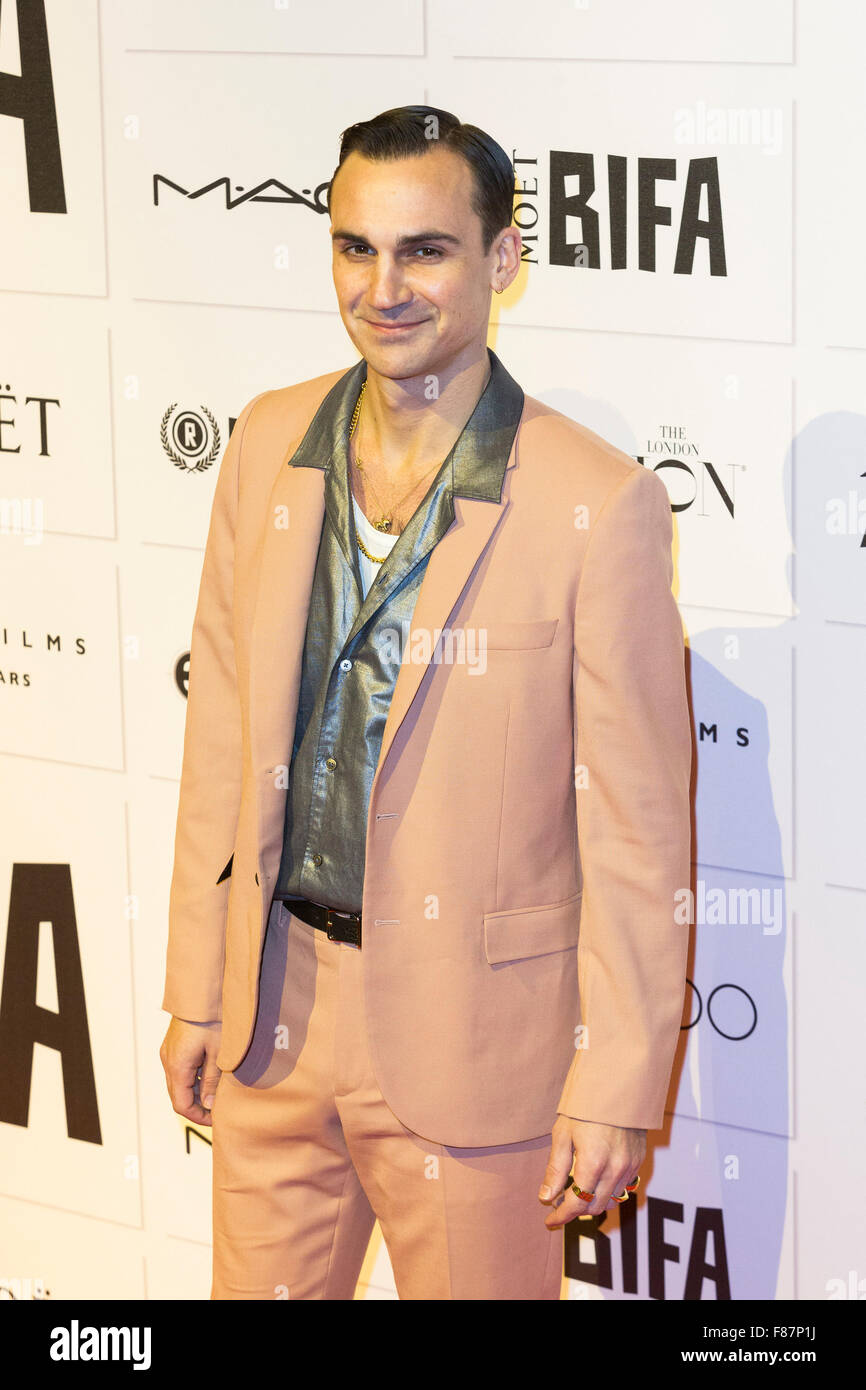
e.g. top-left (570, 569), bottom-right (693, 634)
top-left (273, 346), bottom-right (525, 913)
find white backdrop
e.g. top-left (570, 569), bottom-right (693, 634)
top-left (1, 0), bottom-right (864, 1301)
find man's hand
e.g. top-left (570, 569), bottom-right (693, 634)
top-left (538, 1115), bottom-right (646, 1228)
top-left (160, 1017), bottom-right (223, 1128)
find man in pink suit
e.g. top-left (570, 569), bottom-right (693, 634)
top-left (160, 105), bottom-right (692, 1300)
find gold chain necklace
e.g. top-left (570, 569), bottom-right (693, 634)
top-left (355, 528), bottom-right (388, 564)
top-left (348, 385), bottom-right (388, 562)
top-left (348, 381), bottom-right (442, 539)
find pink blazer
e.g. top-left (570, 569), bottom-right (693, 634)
top-left (163, 364), bottom-right (693, 1146)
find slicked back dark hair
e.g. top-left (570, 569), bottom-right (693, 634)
top-left (328, 105), bottom-right (515, 255)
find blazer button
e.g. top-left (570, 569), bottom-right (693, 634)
top-left (311, 853), bottom-right (323, 866)
top-left (325, 757), bottom-right (337, 770)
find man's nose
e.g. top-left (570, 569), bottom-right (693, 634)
top-left (365, 255), bottom-right (412, 309)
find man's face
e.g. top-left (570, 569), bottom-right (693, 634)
top-left (329, 146), bottom-right (506, 379)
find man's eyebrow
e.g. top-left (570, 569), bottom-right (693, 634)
top-left (331, 229), bottom-right (462, 248)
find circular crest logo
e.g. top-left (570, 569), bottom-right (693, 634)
top-left (161, 404), bottom-right (221, 473)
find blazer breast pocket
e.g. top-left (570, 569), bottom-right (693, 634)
top-left (479, 617), bottom-right (559, 651)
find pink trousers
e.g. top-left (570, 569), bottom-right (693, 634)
top-left (211, 898), bottom-right (564, 1300)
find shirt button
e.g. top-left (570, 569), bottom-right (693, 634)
top-left (325, 757), bottom-right (337, 770)
top-left (339, 658), bottom-right (352, 671)
top-left (310, 853), bottom-right (323, 866)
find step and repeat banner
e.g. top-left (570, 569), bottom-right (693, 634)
top-left (1, 0), bottom-right (863, 1301)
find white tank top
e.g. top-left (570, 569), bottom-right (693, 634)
top-left (351, 491), bottom-right (400, 599)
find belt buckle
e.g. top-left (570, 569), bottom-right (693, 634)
top-left (326, 907), bottom-right (361, 947)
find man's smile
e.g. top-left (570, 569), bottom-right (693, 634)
top-left (362, 318), bottom-right (429, 333)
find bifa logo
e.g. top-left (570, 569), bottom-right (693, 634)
top-left (49, 1320), bottom-right (152, 1371)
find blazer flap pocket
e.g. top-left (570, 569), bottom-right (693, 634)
top-left (484, 889), bottom-right (582, 964)
top-left (482, 617), bottom-right (559, 650)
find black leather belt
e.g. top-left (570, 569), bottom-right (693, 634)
top-left (280, 895), bottom-right (362, 947)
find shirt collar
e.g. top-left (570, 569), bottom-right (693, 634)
top-left (286, 345), bottom-right (525, 502)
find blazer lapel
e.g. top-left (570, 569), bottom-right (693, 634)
top-left (248, 459), bottom-right (326, 866)
top-left (373, 490), bottom-right (509, 782)
top-left (370, 347), bottom-right (525, 784)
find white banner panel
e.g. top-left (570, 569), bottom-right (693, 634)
top-left (0, 534), bottom-right (123, 768)
top-left (0, 760), bottom-right (138, 1224)
top-left (1, 0), bottom-right (105, 295)
top-left (444, 0), bottom-right (794, 63)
